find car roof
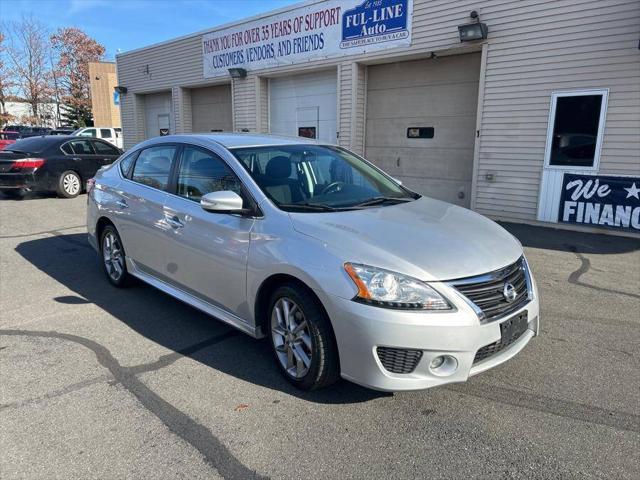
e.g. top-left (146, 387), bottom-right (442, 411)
top-left (141, 133), bottom-right (324, 149)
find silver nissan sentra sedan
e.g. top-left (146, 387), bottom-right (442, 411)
top-left (87, 133), bottom-right (539, 391)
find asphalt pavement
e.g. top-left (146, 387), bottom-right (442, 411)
top-left (1, 192), bottom-right (639, 479)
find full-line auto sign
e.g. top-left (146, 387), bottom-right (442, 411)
top-left (558, 173), bottom-right (640, 232)
top-left (202, 0), bottom-right (413, 78)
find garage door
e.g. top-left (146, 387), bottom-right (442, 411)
top-left (365, 53), bottom-right (481, 207)
top-left (269, 70), bottom-right (337, 143)
top-left (144, 92), bottom-right (173, 139)
top-left (191, 84), bottom-right (232, 133)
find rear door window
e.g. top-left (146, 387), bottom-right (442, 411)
top-left (131, 145), bottom-right (177, 190)
top-left (119, 151), bottom-right (139, 178)
top-left (68, 139), bottom-right (96, 155)
top-left (60, 143), bottom-right (74, 155)
top-left (92, 140), bottom-right (120, 155)
top-left (100, 129), bottom-right (113, 138)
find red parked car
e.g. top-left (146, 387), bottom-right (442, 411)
top-left (0, 131), bottom-right (20, 150)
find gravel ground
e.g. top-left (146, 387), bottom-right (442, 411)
top-left (1, 192), bottom-right (639, 479)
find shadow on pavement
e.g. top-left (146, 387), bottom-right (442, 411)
top-left (500, 221), bottom-right (639, 254)
top-left (0, 191), bottom-right (58, 201)
top-left (15, 232), bottom-right (387, 404)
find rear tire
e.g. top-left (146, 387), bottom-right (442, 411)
top-left (56, 170), bottom-right (81, 198)
top-left (268, 283), bottom-right (340, 390)
top-left (100, 225), bottom-right (130, 287)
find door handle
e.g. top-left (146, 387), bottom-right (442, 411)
top-left (166, 215), bottom-right (184, 229)
top-left (116, 199), bottom-right (128, 209)
top-left (72, 157), bottom-right (82, 162)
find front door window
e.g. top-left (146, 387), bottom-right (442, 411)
top-left (176, 146), bottom-right (242, 202)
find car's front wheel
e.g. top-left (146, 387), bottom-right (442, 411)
top-left (57, 170), bottom-right (81, 198)
top-left (100, 225), bottom-right (130, 287)
top-left (268, 283), bottom-right (339, 390)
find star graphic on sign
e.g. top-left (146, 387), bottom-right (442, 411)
top-left (624, 182), bottom-right (640, 199)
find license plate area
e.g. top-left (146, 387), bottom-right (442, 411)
top-left (500, 311), bottom-right (528, 344)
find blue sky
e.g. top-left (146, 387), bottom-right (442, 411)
top-left (2, 0), bottom-right (299, 59)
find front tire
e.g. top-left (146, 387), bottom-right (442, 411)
top-left (268, 284), bottom-right (339, 390)
top-left (57, 170), bottom-right (81, 198)
top-left (100, 225), bottom-right (130, 287)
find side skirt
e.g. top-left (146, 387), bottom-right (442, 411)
top-left (126, 257), bottom-right (263, 339)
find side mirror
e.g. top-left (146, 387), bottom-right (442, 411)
top-left (200, 191), bottom-right (245, 213)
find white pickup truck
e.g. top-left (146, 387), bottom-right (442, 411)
top-left (73, 127), bottom-right (123, 149)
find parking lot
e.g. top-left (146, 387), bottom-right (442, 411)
top-left (1, 193), bottom-right (639, 479)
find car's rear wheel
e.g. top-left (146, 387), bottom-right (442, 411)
top-left (57, 170), bottom-right (81, 198)
top-left (100, 225), bottom-right (130, 287)
top-left (268, 284), bottom-right (339, 390)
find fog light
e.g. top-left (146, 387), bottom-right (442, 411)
top-left (430, 356), bottom-right (445, 369)
top-left (429, 355), bottom-right (458, 376)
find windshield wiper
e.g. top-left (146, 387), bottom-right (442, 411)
top-left (279, 202), bottom-right (339, 212)
top-left (354, 196), bottom-right (413, 207)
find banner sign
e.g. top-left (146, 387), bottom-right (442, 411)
top-left (202, 0), bottom-right (413, 78)
top-left (558, 173), bottom-right (640, 231)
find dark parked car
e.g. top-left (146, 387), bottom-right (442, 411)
top-left (0, 135), bottom-right (123, 198)
top-left (50, 128), bottom-right (75, 135)
top-left (4, 125), bottom-right (51, 138)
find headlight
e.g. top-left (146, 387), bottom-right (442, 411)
top-left (344, 263), bottom-right (452, 310)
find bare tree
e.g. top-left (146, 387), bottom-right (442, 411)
top-left (49, 49), bottom-right (62, 126)
top-left (5, 16), bottom-right (51, 122)
top-left (0, 28), bottom-right (17, 125)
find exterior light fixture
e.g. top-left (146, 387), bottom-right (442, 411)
top-left (114, 86), bottom-right (128, 94)
top-left (458, 10), bottom-right (488, 42)
top-left (228, 68), bottom-right (247, 79)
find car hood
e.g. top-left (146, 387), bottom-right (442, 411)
top-left (289, 197), bottom-right (523, 281)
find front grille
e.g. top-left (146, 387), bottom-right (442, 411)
top-left (452, 257), bottom-right (529, 322)
top-left (376, 347), bottom-right (423, 374)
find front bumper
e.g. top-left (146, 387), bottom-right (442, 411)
top-left (317, 279), bottom-right (540, 392)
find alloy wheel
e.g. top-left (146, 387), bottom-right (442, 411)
top-left (63, 173), bottom-right (80, 196)
top-left (271, 297), bottom-right (313, 379)
top-left (102, 231), bottom-right (124, 282)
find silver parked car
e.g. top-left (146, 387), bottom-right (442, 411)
top-left (87, 134), bottom-right (539, 391)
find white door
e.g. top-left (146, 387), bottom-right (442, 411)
top-left (536, 89), bottom-right (609, 223)
top-left (365, 53), bottom-right (481, 207)
top-left (269, 70), bottom-right (337, 143)
top-left (144, 92), bottom-right (173, 139)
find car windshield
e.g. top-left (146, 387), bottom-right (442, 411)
top-left (232, 144), bottom-right (417, 211)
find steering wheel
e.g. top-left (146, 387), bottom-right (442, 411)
top-left (318, 181), bottom-right (347, 195)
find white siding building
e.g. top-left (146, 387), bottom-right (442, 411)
top-left (116, 0), bottom-right (640, 234)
